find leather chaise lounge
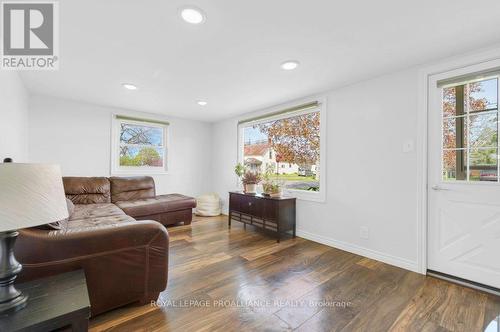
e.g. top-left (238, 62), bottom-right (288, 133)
top-left (14, 176), bottom-right (196, 316)
top-left (109, 177), bottom-right (196, 226)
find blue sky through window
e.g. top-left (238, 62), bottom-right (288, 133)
top-left (120, 124), bottom-right (163, 146)
top-left (471, 78), bottom-right (497, 109)
top-left (244, 126), bottom-right (267, 144)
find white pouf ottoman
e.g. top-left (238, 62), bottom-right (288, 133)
top-left (195, 193), bottom-right (221, 216)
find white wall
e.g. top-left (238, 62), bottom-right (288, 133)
top-left (0, 72), bottom-right (29, 162)
top-left (28, 95), bottom-right (212, 197)
top-left (211, 67), bottom-right (421, 272)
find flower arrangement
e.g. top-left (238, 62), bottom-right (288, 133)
top-left (261, 164), bottom-right (282, 197)
top-left (241, 170), bottom-right (261, 194)
top-left (234, 163), bottom-right (263, 193)
top-left (241, 171), bottom-right (262, 185)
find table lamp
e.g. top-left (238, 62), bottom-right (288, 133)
top-left (0, 161), bottom-right (68, 312)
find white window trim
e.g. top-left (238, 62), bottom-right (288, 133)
top-left (111, 115), bottom-right (169, 175)
top-left (237, 96), bottom-right (327, 202)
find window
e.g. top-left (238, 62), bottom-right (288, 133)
top-left (111, 115), bottom-right (168, 174)
top-left (442, 77), bottom-right (499, 182)
top-left (238, 100), bottom-right (326, 201)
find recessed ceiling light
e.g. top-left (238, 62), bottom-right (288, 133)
top-left (122, 83), bottom-right (137, 90)
top-left (281, 60), bottom-right (299, 71)
top-left (197, 101), bottom-right (207, 106)
top-left (181, 7), bottom-right (206, 24)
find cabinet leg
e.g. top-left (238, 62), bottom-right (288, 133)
top-left (228, 212), bottom-right (231, 228)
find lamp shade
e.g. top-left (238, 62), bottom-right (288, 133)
top-left (0, 163), bottom-right (68, 232)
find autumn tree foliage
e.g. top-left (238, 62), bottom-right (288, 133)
top-left (442, 86), bottom-right (459, 173)
top-left (257, 112), bottom-right (320, 165)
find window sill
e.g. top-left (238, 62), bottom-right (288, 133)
top-left (282, 189), bottom-right (325, 203)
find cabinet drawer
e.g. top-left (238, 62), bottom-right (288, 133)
top-left (239, 195), bottom-right (253, 214)
top-left (251, 198), bottom-right (264, 218)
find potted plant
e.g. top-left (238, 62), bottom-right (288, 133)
top-left (261, 164), bottom-right (282, 197)
top-left (241, 171), bottom-right (262, 194)
top-left (234, 163), bottom-right (245, 179)
top-left (262, 181), bottom-right (282, 197)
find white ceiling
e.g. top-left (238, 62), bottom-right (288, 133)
top-left (20, 0), bottom-right (500, 122)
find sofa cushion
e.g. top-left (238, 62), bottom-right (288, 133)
top-left (114, 194), bottom-right (196, 218)
top-left (70, 203), bottom-right (126, 221)
top-left (109, 176), bottom-right (156, 203)
top-left (37, 198), bottom-right (75, 230)
top-left (56, 214), bottom-right (136, 234)
top-left (63, 177), bottom-right (111, 204)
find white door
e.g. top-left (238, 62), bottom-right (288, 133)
top-left (428, 63), bottom-right (500, 289)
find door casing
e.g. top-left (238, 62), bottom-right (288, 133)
top-left (417, 47), bottom-right (500, 274)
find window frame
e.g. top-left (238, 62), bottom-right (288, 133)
top-left (440, 75), bottom-right (499, 183)
top-left (111, 115), bottom-right (169, 175)
top-left (237, 97), bottom-right (327, 202)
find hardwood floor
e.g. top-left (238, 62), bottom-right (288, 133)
top-left (90, 215), bottom-right (500, 332)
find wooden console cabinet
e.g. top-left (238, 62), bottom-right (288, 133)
top-left (228, 191), bottom-right (296, 242)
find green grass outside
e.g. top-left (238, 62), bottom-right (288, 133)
top-left (268, 173), bottom-right (316, 181)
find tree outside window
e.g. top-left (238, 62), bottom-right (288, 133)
top-left (112, 118), bottom-right (168, 173)
top-left (242, 110), bottom-right (320, 191)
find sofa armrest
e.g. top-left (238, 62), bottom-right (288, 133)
top-left (16, 220), bottom-right (168, 265)
top-left (15, 220), bottom-right (169, 316)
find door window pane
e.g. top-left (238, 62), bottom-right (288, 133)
top-left (467, 78), bottom-right (498, 112)
top-left (443, 149), bottom-right (467, 181)
top-left (469, 148), bottom-right (498, 182)
top-left (442, 87), bottom-right (457, 117)
top-left (443, 117), bottom-right (466, 149)
top-left (469, 113), bottom-right (497, 148)
top-left (442, 77), bottom-right (499, 182)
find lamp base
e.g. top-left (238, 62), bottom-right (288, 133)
top-left (0, 292), bottom-right (27, 313)
top-left (0, 231), bottom-right (28, 313)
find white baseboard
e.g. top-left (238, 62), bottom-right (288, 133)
top-left (296, 229), bottom-right (420, 273)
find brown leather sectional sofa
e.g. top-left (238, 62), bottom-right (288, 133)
top-left (15, 176), bottom-right (196, 316)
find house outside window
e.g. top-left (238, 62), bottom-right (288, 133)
top-left (238, 99), bottom-right (326, 202)
top-left (111, 115), bottom-right (169, 174)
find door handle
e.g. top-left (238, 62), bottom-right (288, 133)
top-left (431, 185), bottom-right (450, 191)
